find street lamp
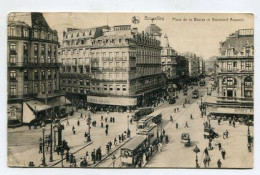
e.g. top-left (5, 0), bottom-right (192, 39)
top-left (247, 113), bottom-right (250, 136)
top-left (127, 115), bottom-right (130, 137)
top-left (60, 147), bottom-right (64, 167)
top-left (49, 109), bottom-right (53, 162)
top-left (193, 145), bottom-right (200, 168)
top-left (41, 123), bottom-right (46, 166)
top-left (87, 115), bottom-right (92, 142)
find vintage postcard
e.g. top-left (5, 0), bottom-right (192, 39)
top-left (7, 12), bottom-right (254, 168)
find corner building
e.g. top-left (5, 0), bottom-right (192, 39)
top-left (213, 29), bottom-right (254, 118)
top-left (88, 25), bottom-right (166, 111)
top-left (7, 12), bottom-right (67, 126)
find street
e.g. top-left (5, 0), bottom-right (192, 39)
top-left (7, 78), bottom-right (253, 168)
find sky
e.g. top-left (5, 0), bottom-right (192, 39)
top-left (43, 13), bottom-right (254, 59)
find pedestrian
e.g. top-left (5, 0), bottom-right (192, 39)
top-left (72, 126), bottom-right (76, 135)
top-left (110, 117), bottom-right (112, 123)
top-left (208, 141), bottom-right (212, 150)
top-left (77, 119), bottom-right (80, 126)
top-left (119, 135), bottom-right (121, 143)
top-left (190, 114), bottom-right (193, 120)
top-left (229, 119), bottom-right (232, 126)
top-left (105, 129), bottom-right (108, 136)
top-left (218, 143), bottom-right (222, 151)
top-left (184, 121), bottom-right (189, 128)
top-left (106, 124), bottom-right (109, 130)
top-left (218, 119), bottom-right (221, 125)
top-left (113, 117), bottom-right (115, 123)
top-left (114, 137), bottom-right (117, 146)
top-left (39, 142), bottom-right (43, 153)
top-left (162, 129), bottom-right (166, 136)
top-left (225, 130), bottom-right (229, 138)
top-left (221, 149), bottom-right (226, 159)
top-left (106, 144), bottom-right (109, 154)
top-left (92, 149), bottom-right (96, 164)
top-left (81, 113), bottom-right (83, 118)
top-left (204, 148), bottom-right (209, 156)
top-left (223, 132), bottom-right (226, 139)
top-left (206, 155), bottom-right (211, 167)
top-left (176, 122), bottom-right (178, 129)
top-left (101, 121), bottom-right (103, 128)
top-left (66, 151), bottom-right (70, 162)
top-left (101, 115), bottom-right (103, 120)
top-left (130, 118), bottom-right (132, 125)
top-left (105, 117), bottom-right (108, 123)
top-left (233, 120), bottom-right (236, 128)
top-left (217, 159), bottom-right (222, 168)
top-left (203, 157), bottom-right (207, 168)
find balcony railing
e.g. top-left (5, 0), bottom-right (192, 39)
top-left (102, 57), bottom-right (113, 61)
top-left (8, 62), bottom-right (61, 67)
top-left (220, 68), bottom-right (253, 73)
top-left (115, 57), bottom-right (127, 61)
top-left (218, 96), bottom-right (253, 102)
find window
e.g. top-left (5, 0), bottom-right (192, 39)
top-left (34, 29), bottom-right (38, 38)
top-left (10, 85), bottom-right (16, 95)
top-left (53, 82), bottom-right (56, 90)
top-left (116, 73), bottom-right (120, 79)
top-left (41, 83), bottom-right (45, 94)
top-left (41, 70), bottom-right (45, 79)
top-left (41, 45), bottom-right (45, 54)
top-left (34, 70), bottom-right (38, 80)
top-left (47, 56), bottom-right (51, 63)
top-left (34, 44), bottom-right (38, 53)
top-left (92, 84), bottom-right (95, 90)
top-left (122, 73), bottom-right (126, 79)
top-left (23, 43), bottom-right (28, 54)
top-left (97, 84), bottom-right (100, 90)
top-left (24, 85), bottom-right (28, 94)
top-left (116, 62), bottom-right (120, 67)
top-left (24, 70), bottom-right (28, 80)
top-left (122, 62), bottom-right (126, 68)
top-left (116, 52), bottom-right (119, 57)
top-left (244, 90), bottom-right (253, 97)
top-left (227, 61), bottom-right (232, 70)
top-left (233, 61), bottom-right (237, 68)
top-left (10, 55), bottom-right (16, 63)
top-left (53, 70), bottom-right (56, 78)
top-left (10, 27), bottom-right (15, 36)
top-left (48, 70), bottom-right (51, 79)
top-left (10, 43), bottom-right (16, 52)
top-left (109, 73), bottom-right (113, 79)
top-left (41, 55), bottom-right (45, 63)
top-left (109, 85), bottom-right (113, 91)
top-left (244, 77), bottom-right (253, 87)
top-left (74, 88), bottom-right (77, 92)
top-left (80, 88), bottom-right (84, 93)
top-left (241, 61), bottom-right (245, 69)
top-left (48, 82), bottom-right (52, 94)
top-left (227, 77), bottom-right (236, 86)
top-left (10, 71), bottom-right (16, 79)
top-left (104, 84), bottom-right (107, 90)
top-left (246, 61), bottom-right (252, 70)
top-left (80, 80), bottom-right (83, 85)
top-left (34, 83), bottom-right (38, 93)
top-left (122, 85), bottom-right (126, 91)
top-left (116, 85), bottom-right (120, 91)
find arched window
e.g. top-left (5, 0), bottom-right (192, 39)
top-left (244, 76), bottom-right (253, 87)
top-left (222, 77), bottom-right (237, 86)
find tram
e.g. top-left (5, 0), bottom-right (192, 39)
top-left (133, 107), bottom-right (154, 121)
top-left (137, 124), bottom-right (158, 145)
top-left (120, 136), bottom-right (148, 167)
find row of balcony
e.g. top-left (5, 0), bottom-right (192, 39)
top-left (220, 68), bottom-right (253, 72)
top-left (8, 62), bottom-right (61, 67)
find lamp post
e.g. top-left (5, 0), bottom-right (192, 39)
top-left (87, 114), bottom-right (92, 142)
top-left (41, 123), bottom-right (46, 166)
top-left (247, 113), bottom-right (250, 136)
top-left (60, 147), bottom-right (64, 167)
top-left (193, 145), bottom-right (200, 168)
top-left (49, 109), bottom-right (53, 162)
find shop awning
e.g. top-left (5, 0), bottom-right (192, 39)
top-left (210, 107), bottom-right (254, 116)
top-left (26, 100), bottom-right (52, 112)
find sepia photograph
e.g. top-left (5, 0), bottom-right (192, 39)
top-left (7, 12), bottom-right (254, 169)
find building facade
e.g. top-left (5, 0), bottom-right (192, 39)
top-left (59, 25), bottom-right (166, 111)
top-left (7, 12), bottom-right (65, 126)
top-left (184, 52), bottom-right (200, 82)
top-left (214, 29), bottom-right (254, 117)
top-left (59, 26), bottom-right (108, 109)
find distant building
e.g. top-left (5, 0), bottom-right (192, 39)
top-left (7, 12), bottom-right (68, 126)
top-left (184, 52), bottom-right (200, 82)
top-left (161, 34), bottom-right (177, 81)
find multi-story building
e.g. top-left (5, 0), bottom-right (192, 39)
top-left (199, 57), bottom-right (206, 76)
top-left (213, 29), bottom-right (254, 118)
top-left (60, 25), bottom-right (166, 111)
top-left (184, 52), bottom-right (200, 82)
top-left (7, 12), bottom-right (66, 126)
top-left (59, 26), bottom-right (108, 109)
top-left (161, 34), bottom-right (178, 81)
top-left (87, 25), bottom-right (166, 111)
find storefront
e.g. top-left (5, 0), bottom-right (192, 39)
top-left (208, 106), bottom-right (254, 119)
top-left (87, 96), bottom-right (137, 112)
